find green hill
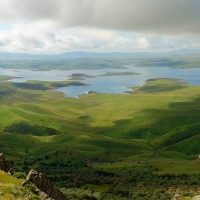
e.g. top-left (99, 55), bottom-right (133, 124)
top-left (1, 78), bottom-right (200, 199)
top-left (0, 78), bottom-right (200, 164)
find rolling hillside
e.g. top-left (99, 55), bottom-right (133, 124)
top-left (0, 78), bottom-right (200, 165)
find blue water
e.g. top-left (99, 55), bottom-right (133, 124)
top-left (1, 66), bottom-right (200, 98)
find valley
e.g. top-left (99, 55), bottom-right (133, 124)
top-left (1, 72), bottom-right (200, 199)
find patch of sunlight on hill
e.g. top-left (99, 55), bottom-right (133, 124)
top-left (32, 135), bottom-right (57, 142)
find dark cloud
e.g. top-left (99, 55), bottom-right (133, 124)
top-left (0, 0), bottom-right (200, 36)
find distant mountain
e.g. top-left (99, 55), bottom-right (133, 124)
top-left (60, 51), bottom-right (151, 57)
top-left (0, 52), bottom-right (30, 58)
top-left (0, 49), bottom-right (200, 58)
top-left (169, 49), bottom-right (200, 54)
top-left (0, 51), bottom-right (150, 58)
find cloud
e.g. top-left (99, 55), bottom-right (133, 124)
top-left (0, 0), bottom-right (200, 53)
top-left (0, 0), bottom-right (200, 36)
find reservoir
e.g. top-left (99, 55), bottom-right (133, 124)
top-left (0, 65), bottom-right (200, 98)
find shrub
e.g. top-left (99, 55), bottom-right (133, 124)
top-left (13, 172), bottom-right (26, 179)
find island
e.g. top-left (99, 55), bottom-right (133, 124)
top-left (98, 72), bottom-right (140, 76)
top-left (68, 73), bottom-right (96, 80)
top-left (0, 75), bottom-right (15, 81)
top-left (11, 80), bottom-right (89, 90)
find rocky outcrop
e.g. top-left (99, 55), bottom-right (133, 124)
top-left (192, 195), bottom-right (200, 200)
top-left (0, 153), bottom-right (15, 175)
top-left (172, 194), bottom-right (200, 200)
top-left (171, 194), bottom-right (182, 200)
top-left (23, 169), bottom-right (68, 200)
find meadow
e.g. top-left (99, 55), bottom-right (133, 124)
top-left (1, 63), bottom-right (200, 198)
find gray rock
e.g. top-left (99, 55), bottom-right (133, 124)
top-left (0, 153), bottom-right (15, 174)
top-left (26, 169), bottom-right (38, 181)
top-left (26, 170), bottom-right (68, 200)
top-left (42, 194), bottom-right (50, 199)
top-left (36, 189), bottom-right (46, 197)
top-left (192, 195), bottom-right (200, 200)
top-left (21, 180), bottom-right (29, 186)
top-left (172, 194), bottom-right (182, 200)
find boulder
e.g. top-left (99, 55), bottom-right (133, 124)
top-left (26, 170), bottom-right (68, 200)
top-left (26, 169), bottom-right (39, 181)
top-left (0, 153), bottom-right (15, 175)
top-left (192, 195), bottom-right (200, 200)
top-left (172, 194), bottom-right (182, 200)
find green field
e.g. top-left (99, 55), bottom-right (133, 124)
top-left (1, 78), bottom-right (200, 163)
top-left (1, 77), bottom-right (200, 199)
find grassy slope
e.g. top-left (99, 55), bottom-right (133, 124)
top-left (0, 170), bottom-right (39, 200)
top-left (0, 78), bottom-right (200, 164)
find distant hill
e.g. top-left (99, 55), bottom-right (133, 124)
top-left (0, 51), bottom-right (152, 58)
top-left (0, 49), bottom-right (200, 59)
top-left (169, 49), bottom-right (200, 54)
top-left (0, 52), bottom-right (30, 58)
top-left (59, 51), bottom-right (151, 57)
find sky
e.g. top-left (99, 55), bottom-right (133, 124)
top-left (0, 0), bottom-right (200, 54)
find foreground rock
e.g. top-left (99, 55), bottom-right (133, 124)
top-left (172, 194), bottom-right (182, 200)
top-left (192, 195), bottom-right (200, 200)
top-left (23, 169), bottom-right (68, 200)
top-left (0, 153), bottom-right (15, 175)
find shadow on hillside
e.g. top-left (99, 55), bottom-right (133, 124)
top-left (4, 122), bottom-right (59, 136)
top-left (12, 82), bottom-right (49, 90)
top-left (136, 81), bottom-right (187, 93)
top-left (88, 97), bottom-right (200, 144)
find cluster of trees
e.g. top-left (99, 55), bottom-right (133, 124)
top-left (47, 165), bottom-right (200, 199)
top-left (13, 157), bottom-right (200, 199)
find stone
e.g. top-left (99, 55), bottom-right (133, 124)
top-left (8, 167), bottom-right (16, 175)
top-left (192, 195), bottom-right (200, 200)
top-left (21, 180), bottom-right (29, 186)
top-left (42, 194), bottom-right (49, 199)
top-left (26, 169), bottom-right (38, 181)
top-left (26, 170), bottom-right (68, 200)
top-left (36, 189), bottom-right (46, 198)
top-left (172, 194), bottom-right (182, 200)
top-left (0, 153), bottom-right (14, 174)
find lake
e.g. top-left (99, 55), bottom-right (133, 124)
top-left (1, 65), bottom-right (200, 98)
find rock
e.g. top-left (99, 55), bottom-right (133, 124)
top-left (21, 180), bottom-right (29, 186)
top-left (26, 170), bottom-right (68, 200)
top-left (172, 194), bottom-right (182, 200)
top-left (0, 153), bottom-right (15, 174)
top-left (8, 167), bottom-right (16, 175)
top-left (192, 195), bottom-right (200, 200)
top-left (26, 169), bottom-right (38, 181)
top-left (42, 194), bottom-right (49, 199)
top-left (36, 189), bottom-right (45, 197)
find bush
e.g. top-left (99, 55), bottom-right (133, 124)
top-left (13, 172), bottom-right (26, 179)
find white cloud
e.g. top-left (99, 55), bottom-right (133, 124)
top-left (0, 0), bottom-right (200, 53)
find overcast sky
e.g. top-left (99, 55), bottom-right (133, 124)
top-left (0, 0), bottom-right (200, 54)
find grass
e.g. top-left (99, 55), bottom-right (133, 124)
top-left (1, 78), bottom-right (200, 169)
top-left (1, 77), bottom-right (200, 199)
top-left (92, 161), bottom-right (200, 175)
top-left (0, 75), bottom-right (14, 81)
top-left (0, 170), bottom-right (40, 200)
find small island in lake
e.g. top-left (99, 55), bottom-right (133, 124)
top-left (68, 73), bottom-right (96, 80)
top-left (99, 72), bottom-right (140, 76)
top-left (11, 80), bottom-right (89, 91)
top-left (0, 75), bottom-right (16, 81)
